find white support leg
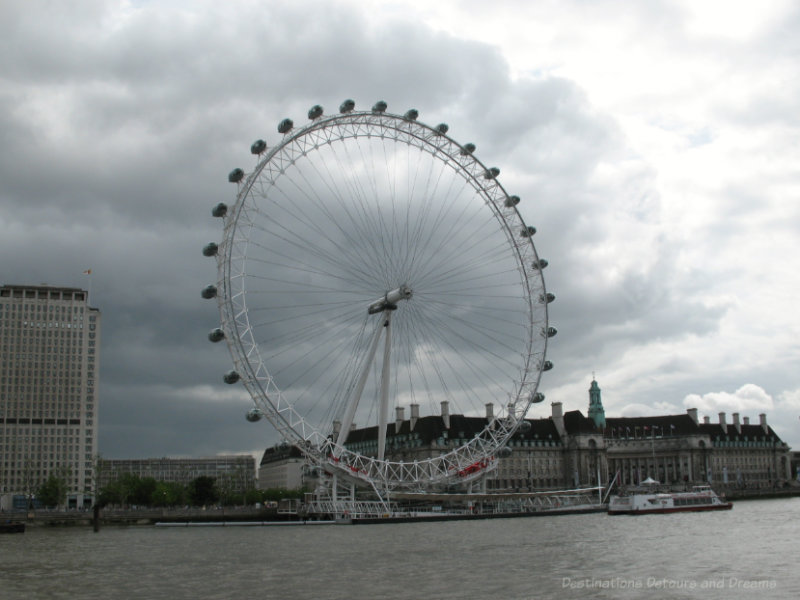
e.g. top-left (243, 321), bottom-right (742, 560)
top-left (377, 312), bottom-right (392, 461)
top-left (336, 319), bottom-right (385, 451)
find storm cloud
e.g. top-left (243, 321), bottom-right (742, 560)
top-left (2, 0), bottom-right (798, 458)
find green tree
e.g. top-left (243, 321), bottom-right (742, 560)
top-left (262, 487), bottom-right (306, 502)
top-left (21, 457), bottom-right (41, 510)
top-left (38, 467), bottom-right (71, 508)
top-left (116, 473), bottom-right (141, 506)
top-left (130, 476), bottom-right (157, 506)
top-left (151, 481), bottom-right (187, 507)
top-left (98, 473), bottom-right (146, 507)
top-left (97, 478), bottom-right (122, 507)
top-left (244, 488), bottom-right (267, 505)
top-left (188, 475), bottom-right (218, 506)
top-left (216, 473), bottom-right (248, 506)
top-left (90, 454), bottom-right (107, 505)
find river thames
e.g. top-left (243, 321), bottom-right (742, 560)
top-left (2, 497), bottom-right (798, 599)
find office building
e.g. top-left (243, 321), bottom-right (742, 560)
top-left (258, 444), bottom-right (307, 490)
top-left (0, 284), bottom-right (100, 508)
top-left (98, 455), bottom-right (256, 493)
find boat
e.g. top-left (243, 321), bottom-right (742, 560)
top-left (1, 521), bottom-right (25, 533)
top-left (608, 485), bottom-right (732, 515)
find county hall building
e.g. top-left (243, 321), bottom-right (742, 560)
top-left (260, 379), bottom-right (793, 493)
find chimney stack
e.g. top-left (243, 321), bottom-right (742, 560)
top-left (395, 406), bottom-right (405, 434)
top-left (485, 403), bottom-right (494, 421)
top-left (718, 412), bottom-right (727, 430)
top-left (687, 408), bottom-right (698, 424)
top-left (759, 413), bottom-right (768, 433)
top-left (410, 403), bottom-right (419, 431)
top-left (732, 413), bottom-right (741, 434)
top-left (551, 402), bottom-right (566, 438)
top-left (441, 400), bottom-right (450, 430)
top-left (703, 416), bottom-right (710, 425)
top-left (743, 416), bottom-right (750, 425)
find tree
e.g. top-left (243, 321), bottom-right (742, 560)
top-left (21, 457), bottom-right (41, 510)
top-left (38, 467), bottom-right (71, 508)
top-left (98, 473), bottom-right (145, 507)
top-left (188, 476), bottom-right (218, 506)
top-left (262, 487), bottom-right (305, 502)
top-left (130, 476), bottom-right (157, 506)
top-left (152, 481), bottom-right (186, 507)
top-left (244, 488), bottom-right (267, 505)
top-left (97, 478), bottom-right (122, 507)
top-left (90, 454), bottom-right (107, 505)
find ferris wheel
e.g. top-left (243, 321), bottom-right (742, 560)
top-left (202, 100), bottom-right (555, 493)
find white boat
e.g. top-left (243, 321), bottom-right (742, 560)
top-left (608, 485), bottom-right (732, 515)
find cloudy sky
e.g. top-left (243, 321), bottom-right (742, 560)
top-left (2, 0), bottom-right (798, 459)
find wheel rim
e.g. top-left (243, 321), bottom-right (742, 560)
top-left (214, 107), bottom-right (550, 491)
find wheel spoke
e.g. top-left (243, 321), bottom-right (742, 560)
top-left (213, 107), bottom-right (550, 491)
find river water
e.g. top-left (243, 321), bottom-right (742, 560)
top-left (2, 498), bottom-right (798, 599)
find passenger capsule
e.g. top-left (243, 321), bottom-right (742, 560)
top-left (223, 370), bottom-right (240, 384)
top-left (498, 446), bottom-right (512, 458)
top-left (531, 392), bottom-right (546, 403)
top-left (372, 100), bottom-right (387, 113)
top-left (339, 99), bottom-right (355, 113)
top-left (202, 242), bottom-right (218, 257)
top-left (208, 328), bottom-right (225, 343)
top-left (484, 167), bottom-right (500, 180)
top-left (505, 195), bottom-right (520, 207)
top-left (228, 168), bottom-right (244, 183)
top-left (211, 203), bottom-right (228, 218)
top-left (460, 143), bottom-right (476, 155)
top-left (521, 226), bottom-right (536, 237)
top-left (435, 123), bottom-right (449, 135)
top-left (539, 292), bottom-right (555, 304)
top-left (404, 109), bottom-right (419, 121)
top-left (542, 360), bottom-right (554, 371)
top-left (246, 408), bottom-right (263, 422)
top-left (250, 139), bottom-right (267, 155)
top-left (533, 258), bottom-right (548, 270)
top-left (201, 285), bottom-right (217, 299)
top-left (518, 421), bottom-right (532, 433)
top-left (546, 326), bottom-right (558, 338)
top-left (278, 118), bottom-right (293, 134)
top-left (307, 104), bottom-right (324, 120)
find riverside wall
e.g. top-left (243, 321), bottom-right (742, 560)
top-left (12, 506), bottom-right (291, 527)
top-left (10, 487), bottom-right (800, 528)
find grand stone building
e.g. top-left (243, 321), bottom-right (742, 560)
top-left (263, 379), bottom-right (793, 492)
top-left (603, 408), bottom-right (790, 489)
top-left (0, 284), bottom-right (100, 508)
top-left (500, 380), bottom-right (791, 491)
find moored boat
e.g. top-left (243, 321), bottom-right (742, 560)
top-left (1, 521), bottom-right (26, 533)
top-left (608, 485), bottom-right (732, 515)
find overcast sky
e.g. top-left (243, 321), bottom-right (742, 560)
top-left (2, 0), bottom-right (798, 459)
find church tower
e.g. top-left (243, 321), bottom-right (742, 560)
top-left (588, 377), bottom-right (606, 429)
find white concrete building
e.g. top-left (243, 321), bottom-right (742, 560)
top-left (0, 284), bottom-right (100, 508)
top-left (258, 444), bottom-right (307, 490)
top-left (98, 455), bottom-right (256, 493)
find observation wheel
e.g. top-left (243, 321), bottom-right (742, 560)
top-left (202, 100), bottom-right (555, 493)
